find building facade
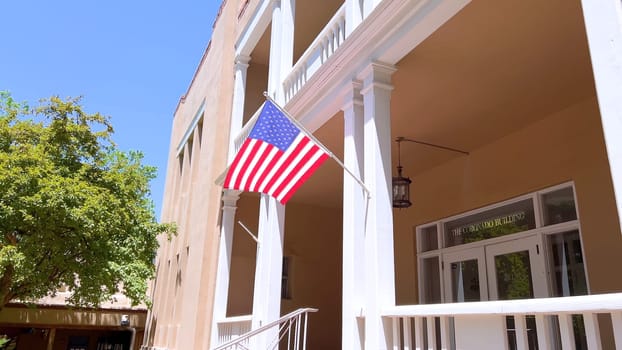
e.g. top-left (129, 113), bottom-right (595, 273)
top-left (144, 0), bottom-right (622, 349)
top-left (0, 292), bottom-right (145, 350)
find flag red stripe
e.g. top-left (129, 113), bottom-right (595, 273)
top-left (272, 143), bottom-right (322, 200)
top-left (263, 137), bottom-right (312, 194)
top-left (240, 144), bottom-right (272, 191)
top-left (224, 139), bottom-right (253, 188)
top-left (251, 145), bottom-right (282, 192)
top-left (234, 140), bottom-right (263, 190)
top-left (279, 153), bottom-right (329, 204)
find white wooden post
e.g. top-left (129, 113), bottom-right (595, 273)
top-left (403, 317), bottom-right (413, 350)
top-left (611, 312), bottom-right (622, 349)
top-left (439, 316), bottom-right (451, 350)
top-left (513, 315), bottom-right (529, 350)
top-left (267, 0), bottom-right (283, 100)
top-left (360, 61), bottom-right (397, 350)
top-left (414, 317), bottom-right (424, 350)
top-left (249, 0), bottom-right (293, 347)
top-left (558, 314), bottom-right (577, 350)
top-left (426, 318), bottom-right (436, 350)
top-left (583, 313), bottom-right (602, 350)
top-left (534, 314), bottom-right (552, 350)
top-left (580, 0), bottom-right (622, 234)
top-left (342, 80), bottom-right (366, 350)
top-left (228, 55), bottom-right (251, 162)
top-left (251, 197), bottom-right (286, 348)
top-left (211, 191), bottom-right (240, 345)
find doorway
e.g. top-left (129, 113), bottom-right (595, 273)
top-left (443, 235), bottom-right (547, 303)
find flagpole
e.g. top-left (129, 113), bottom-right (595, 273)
top-left (263, 93), bottom-right (372, 199)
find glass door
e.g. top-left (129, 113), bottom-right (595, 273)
top-left (443, 248), bottom-right (488, 302)
top-left (485, 235), bottom-right (547, 300)
top-left (485, 235), bottom-right (547, 350)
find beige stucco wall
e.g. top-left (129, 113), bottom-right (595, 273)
top-left (394, 96), bottom-right (622, 304)
top-left (144, 1), bottom-right (237, 349)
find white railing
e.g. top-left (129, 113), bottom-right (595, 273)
top-left (213, 308), bottom-right (318, 350)
top-left (215, 314), bottom-right (253, 348)
top-left (383, 293), bottom-right (622, 349)
top-left (283, 4), bottom-right (346, 103)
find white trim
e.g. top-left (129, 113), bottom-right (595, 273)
top-left (176, 101), bottom-right (205, 157)
top-left (384, 292), bottom-right (622, 317)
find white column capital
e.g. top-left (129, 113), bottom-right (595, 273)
top-left (341, 80), bottom-right (364, 112)
top-left (222, 190), bottom-right (241, 209)
top-left (359, 62), bottom-right (396, 95)
top-left (235, 54), bottom-right (251, 70)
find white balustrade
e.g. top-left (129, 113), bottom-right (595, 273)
top-left (215, 315), bottom-right (252, 348)
top-left (283, 4), bottom-right (346, 103)
top-left (383, 293), bottom-right (622, 349)
top-left (213, 308), bottom-right (317, 350)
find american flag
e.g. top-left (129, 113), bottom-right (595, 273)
top-left (223, 100), bottom-right (329, 204)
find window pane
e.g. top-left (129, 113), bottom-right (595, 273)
top-left (547, 230), bottom-right (587, 297)
top-left (419, 225), bottom-right (438, 252)
top-left (445, 199), bottom-right (536, 247)
top-left (494, 251), bottom-right (534, 300)
top-left (542, 187), bottom-right (577, 225)
top-left (450, 259), bottom-right (481, 302)
top-left (421, 257), bottom-right (441, 304)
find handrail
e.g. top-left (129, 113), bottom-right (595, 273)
top-left (383, 292), bottom-right (622, 317)
top-left (212, 308), bottom-right (318, 350)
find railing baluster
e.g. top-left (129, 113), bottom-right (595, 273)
top-left (535, 314), bottom-right (552, 350)
top-left (439, 316), bottom-right (451, 350)
top-left (414, 317), bottom-right (424, 350)
top-left (426, 317), bottom-right (436, 350)
top-left (611, 312), bottom-right (622, 350)
top-left (392, 317), bottom-right (401, 350)
top-left (583, 313), bottom-right (602, 350)
top-left (514, 315), bottom-right (529, 350)
top-left (403, 317), bottom-right (413, 350)
top-left (303, 312), bottom-right (309, 350)
top-left (558, 313), bottom-right (577, 350)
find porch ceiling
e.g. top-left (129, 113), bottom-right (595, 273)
top-left (290, 0), bottom-right (597, 208)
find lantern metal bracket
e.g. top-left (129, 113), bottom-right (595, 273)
top-left (395, 136), bottom-right (469, 155)
top-left (392, 137), bottom-right (469, 208)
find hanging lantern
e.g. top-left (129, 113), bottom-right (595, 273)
top-left (392, 138), bottom-right (412, 208)
top-left (392, 165), bottom-right (412, 208)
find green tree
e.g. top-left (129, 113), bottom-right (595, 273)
top-left (0, 92), bottom-right (174, 309)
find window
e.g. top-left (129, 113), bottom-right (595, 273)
top-left (282, 256), bottom-right (292, 299)
top-left (417, 183), bottom-right (587, 304)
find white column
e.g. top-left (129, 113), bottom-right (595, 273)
top-left (250, 0), bottom-right (293, 347)
top-left (279, 0), bottom-right (295, 91)
top-left (251, 197), bottom-right (286, 348)
top-left (210, 190), bottom-right (240, 345)
top-left (342, 81), bottom-right (366, 350)
top-left (345, 0), bottom-right (364, 35)
top-left (580, 0), bottom-right (622, 234)
top-left (363, 0), bottom-right (382, 18)
top-left (228, 55), bottom-right (251, 161)
top-left (267, 0), bottom-right (283, 99)
top-left (360, 61), bottom-right (397, 349)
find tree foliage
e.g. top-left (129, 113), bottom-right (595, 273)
top-left (0, 92), bottom-right (174, 309)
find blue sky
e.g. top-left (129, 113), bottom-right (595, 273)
top-left (0, 1), bottom-right (220, 218)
